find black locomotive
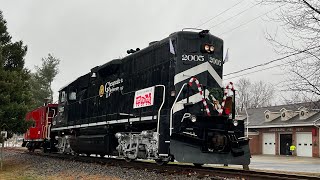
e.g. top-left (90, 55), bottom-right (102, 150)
top-left (49, 29), bottom-right (250, 167)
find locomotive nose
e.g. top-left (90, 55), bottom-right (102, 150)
top-left (186, 61), bottom-right (223, 90)
top-left (189, 67), bottom-right (223, 96)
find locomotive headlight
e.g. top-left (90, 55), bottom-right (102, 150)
top-left (191, 115), bottom-right (197, 123)
top-left (170, 90), bottom-right (176, 97)
top-left (233, 120), bottom-right (238, 126)
top-left (201, 43), bottom-right (214, 53)
top-left (210, 45), bottom-right (215, 52)
top-left (204, 44), bottom-right (210, 52)
top-left (115, 132), bottom-right (123, 139)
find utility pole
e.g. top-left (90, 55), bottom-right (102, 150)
top-left (0, 43), bottom-right (3, 171)
top-left (0, 141), bottom-right (2, 171)
top-left (0, 138), bottom-right (3, 171)
top-left (0, 131), bottom-right (4, 171)
top-left (0, 124), bottom-right (8, 171)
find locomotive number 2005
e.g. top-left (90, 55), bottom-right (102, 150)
top-left (182, 54), bottom-right (205, 62)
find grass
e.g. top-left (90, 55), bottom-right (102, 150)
top-left (0, 157), bottom-right (119, 180)
top-left (0, 159), bottom-right (42, 180)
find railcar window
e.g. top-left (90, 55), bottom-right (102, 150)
top-left (31, 120), bottom-right (36, 128)
top-left (69, 92), bottom-right (77, 100)
top-left (60, 91), bottom-right (66, 102)
top-left (48, 108), bottom-right (56, 118)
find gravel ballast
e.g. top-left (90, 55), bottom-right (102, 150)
top-left (2, 149), bottom-right (231, 180)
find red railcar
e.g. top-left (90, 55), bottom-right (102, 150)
top-left (23, 104), bottom-right (58, 151)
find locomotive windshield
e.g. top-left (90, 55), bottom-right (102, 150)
top-left (59, 91), bottom-right (66, 103)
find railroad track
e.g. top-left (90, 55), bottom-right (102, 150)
top-left (6, 148), bottom-right (320, 180)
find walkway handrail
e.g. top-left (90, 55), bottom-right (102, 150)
top-left (170, 83), bottom-right (187, 136)
top-left (155, 85), bottom-right (166, 135)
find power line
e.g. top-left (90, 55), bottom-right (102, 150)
top-left (196, 0), bottom-right (245, 28)
top-left (223, 45), bottom-right (320, 77)
top-left (207, 1), bottom-right (263, 30)
top-left (224, 61), bottom-right (290, 80)
top-left (219, 4), bottom-right (285, 35)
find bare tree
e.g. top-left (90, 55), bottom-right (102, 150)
top-left (236, 78), bottom-right (252, 111)
top-left (261, 0), bottom-right (320, 100)
top-left (250, 81), bottom-right (275, 108)
top-left (235, 78), bottom-right (275, 111)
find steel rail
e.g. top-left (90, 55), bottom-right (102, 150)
top-left (13, 149), bottom-right (320, 180)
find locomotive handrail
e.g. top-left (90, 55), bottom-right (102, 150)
top-left (155, 85), bottom-right (166, 150)
top-left (48, 108), bottom-right (56, 118)
top-left (47, 108), bottom-right (55, 139)
top-left (182, 28), bottom-right (204, 32)
top-left (170, 83), bottom-right (187, 136)
top-left (155, 85), bottom-right (166, 135)
top-left (41, 125), bottom-right (45, 139)
top-left (47, 124), bottom-right (51, 139)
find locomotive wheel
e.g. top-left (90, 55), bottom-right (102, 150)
top-left (193, 163), bottom-right (203, 167)
top-left (155, 159), bottom-right (168, 166)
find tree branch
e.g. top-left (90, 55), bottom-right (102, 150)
top-left (302, 0), bottom-right (320, 15)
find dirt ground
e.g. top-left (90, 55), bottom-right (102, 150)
top-left (0, 157), bottom-right (119, 180)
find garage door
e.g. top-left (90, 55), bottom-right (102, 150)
top-left (263, 133), bottom-right (275, 155)
top-left (296, 132), bottom-right (312, 157)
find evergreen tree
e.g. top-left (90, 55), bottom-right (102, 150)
top-left (0, 11), bottom-right (33, 136)
top-left (30, 54), bottom-right (60, 107)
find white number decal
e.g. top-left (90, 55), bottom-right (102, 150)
top-left (182, 54), bottom-right (205, 62)
top-left (209, 57), bottom-right (222, 66)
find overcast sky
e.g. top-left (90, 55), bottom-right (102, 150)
top-left (0, 0), bottom-right (287, 102)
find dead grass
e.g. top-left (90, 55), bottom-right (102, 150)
top-left (45, 172), bottom-right (120, 180)
top-left (0, 159), bottom-right (42, 180)
top-left (0, 157), bottom-right (120, 180)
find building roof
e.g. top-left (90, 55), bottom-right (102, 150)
top-left (239, 101), bottom-right (320, 128)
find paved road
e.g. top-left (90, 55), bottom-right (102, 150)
top-left (235, 155), bottom-right (320, 174)
top-left (205, 155), bottom-right (320, 175)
